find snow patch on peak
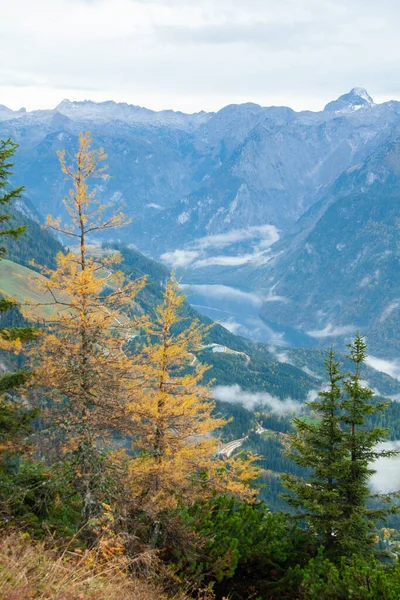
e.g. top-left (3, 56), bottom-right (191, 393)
top-left (324, 88), bottom-right (374, 112)
top-left (54, 99), bottom-right (210, 130)
top-left (351, 87), bottom-right (374, 103)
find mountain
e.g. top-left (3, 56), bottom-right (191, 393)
top-left (1, 89), bottom-right (399, 266)
top-left (54, 99), bottom-right (211, 131)
top-left (2, 204), bottom-right (399, 403)
top-left (134, 88), bottom-right (393, 259)
top-left (0, 220), bottom-right (320, 402)
top-left (240, 136), bottom-right (400, 357)
top-left (324, 87), bottom-right (374, 112)
top-left (4, 207), bottom-right (398, 402)
top-left (89, 243), bottom-right (400, 402)
top-left (3, 89), bottom-right (400, 361)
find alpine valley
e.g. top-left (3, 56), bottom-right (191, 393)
top-left (1, 87), bottom-right (400, 363)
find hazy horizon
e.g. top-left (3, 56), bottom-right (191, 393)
top-left (2, 88), bottom-right (398, 116)
top-left (2, 0), bottom-right (400, 114)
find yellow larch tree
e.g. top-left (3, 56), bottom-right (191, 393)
top-left (28, 133), bottom-right (145, 527)
top-left (127, 275), bottom-right (260, 529)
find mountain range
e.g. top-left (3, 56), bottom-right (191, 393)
top-left (1, 87), bottom-right (400, 360)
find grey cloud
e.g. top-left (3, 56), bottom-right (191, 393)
top-left (155, 21), bottom-right (348, 50)
top-left (160, 249), bottom-right (200, 267)
top-left (267, 346), bottom-right (294, 365)
top-left (302, 365), bottom-right (323, 380)
top-left (2, 0), bottom-right (400, 113)
top-left (193, 252), bottom-right (266, 268)
top-left (219, 318), bottom-right (242, 335)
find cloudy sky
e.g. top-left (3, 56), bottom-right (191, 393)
top-left (1, 0), bottom-right (400, 113)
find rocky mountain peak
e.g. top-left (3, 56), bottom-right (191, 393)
top-left (324, 87), bottom-right (374, 112)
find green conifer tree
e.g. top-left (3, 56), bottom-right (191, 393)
top-left (0, 139), bottom-right (26, 261)
top-left (281, 348), bottom-right (347, 554)
top-left (0, 139), bottom-right (36, 463)
top-left (282, 336), bottom-right (399, 560)
top-left (335, 333), bottom-right (398, 556)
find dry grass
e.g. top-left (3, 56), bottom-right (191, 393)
top-left (0, 532), bottom-right (179, 600)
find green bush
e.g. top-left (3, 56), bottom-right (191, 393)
top-left (167, 495), bottom-right (313, 598)
top-left (297, 551), bottom-right (400, 600)
top-left (0, 460), bottom-right (82, 538)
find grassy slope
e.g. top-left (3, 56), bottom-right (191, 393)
top-left (0, 259), bottom-right (55, 318)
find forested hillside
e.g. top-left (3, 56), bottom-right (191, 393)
top-left (5, 201), bottom-right (63, 269)
top-left (3, 210), bottom-right (400, 512)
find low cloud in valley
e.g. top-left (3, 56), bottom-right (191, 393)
top-left (183, 283), bottom-right (262, 307)
top-left (161, 225), bottom-right (280, 270)
top-left (307, 323), bottom-right (357, 339)
top-left (213, 384), bottom-right (304, 415)
top-left (365, 356), bottom-right (400, 381)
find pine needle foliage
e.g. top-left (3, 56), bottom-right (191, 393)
top-left (0, 139), bottom-right (26, 261)
top-left (282, 335), bottom-right (399, 560)
top-left (0, 139), bottom-right (36, 353)
top-left (281, 348), bottom-right (347, 553)
top-left (0, 138), bottom-right (36, 466)
top-left (337, 333), bottom-right (399, 557)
